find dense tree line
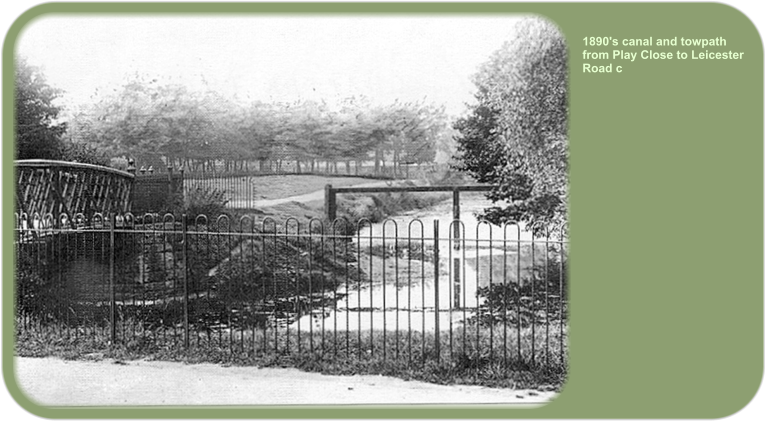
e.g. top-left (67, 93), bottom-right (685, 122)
top-left (63, 74), bottom-right (449, 176)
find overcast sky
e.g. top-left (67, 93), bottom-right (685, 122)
top-left (15, 15), bottom-right (523, 118)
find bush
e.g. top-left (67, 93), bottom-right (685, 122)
top-left (471, 252), bottom-right (568, 328)
top-left (181, 187), bottom-right (229, 218)
top-left (338, 191), bottom-right (447, 225)
top-left (109, 157), bottom-right (129, 171)
top-left (61, 142), bottom-right (110, 166)
top-left (188, 234), bottom-right (358, 330)
top-left (15, 255), bottom-right (57, 323)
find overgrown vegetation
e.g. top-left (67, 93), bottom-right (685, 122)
top-left (16, 314), bottom-right (567, 391)
top-left (179, 187), bottom-right (230, 219)
top-left (471, 254), bottom-right (568, 328)
top-left (338, 191), bottom-right (447, 226)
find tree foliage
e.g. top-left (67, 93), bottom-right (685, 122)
top-left (67, 75), bottom-right (449, 175)
top-left (453, 17), bottom-right (568, 233)
top-left (14, 57), bottom-right (67, 160)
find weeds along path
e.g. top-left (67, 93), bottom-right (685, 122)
top-left (14, 357), bottom-right (556, 406)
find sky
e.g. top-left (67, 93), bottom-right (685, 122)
top-left (15, 15), bottom-right (524, 118)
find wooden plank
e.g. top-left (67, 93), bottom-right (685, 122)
top-left (99, 173), bottom-right (111, 213)
top-left (98, 172), bottom-right (107, 212)
top-left (49, 170), bottom-right (75, 224)
top-left (87, 170), bottom-right (99, 214)
top-left (332, 185), bottom-right (494, 194)
top-left (26, 169), bottom-right (39, 215)
top-left (121, 178), bottom-right (134, 213)
top-left (58, 169), bottom-right (72, 215)
top-left (96, 174), bottom-right (110, 213)
top-left (80, 170), bottom-right (91, 214)
top-left (82, 170), bottom-right (93, 214)
top-left (108, 174), bottom-right (117, 213)
top-left (39, 169), bottom-right (53, 216)
top-left (82, 171), bottom-right (97, 215)
top-left (25, 171), bottom-right (37, 215)
top-left (71, 170), bottom-right (84, 214)
top-left (16, 168), bottom-right (34, 215)
top-left (110, 176), bottom-right (121, 214)
top-left (94, 171), bottom-right (104, 213)
top-left (29, 170), bottom-right (44, 214)
top-left (15, 177), bottom-right (29, 216)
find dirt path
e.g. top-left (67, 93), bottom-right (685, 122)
top-left (12, 357), bottom-right (555, 406)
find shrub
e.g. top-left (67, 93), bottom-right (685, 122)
top-left (181, 187), bottom-right (229, 218)
top-left (183, 233), bottom-right (360, 329)
top-left (61, 142), bottom-right (110, 166)
top-left (471, 252), bottom-right (568, 328)
top-left (338, 191), bottom-right (447, 225)
top-left (109, 157), bottom-right (129, 171)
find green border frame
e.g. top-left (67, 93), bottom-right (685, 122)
top-left (3, 2), bottom-right (764, 419)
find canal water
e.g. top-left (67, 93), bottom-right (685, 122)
top-left (296, 193), bottom-right (552, 332)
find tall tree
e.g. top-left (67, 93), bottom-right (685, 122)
top-left (452, 97), bottom-right (506, 184)
top-left (453, 17), bottom-right (568, 233)
top-left (14, 56), bottom-right (67, 160)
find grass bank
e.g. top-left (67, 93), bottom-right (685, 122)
top-left (337, 189), bottom-right (450, 226)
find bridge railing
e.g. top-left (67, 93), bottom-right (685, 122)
top-left (15, 160), bottom-right (135, 223)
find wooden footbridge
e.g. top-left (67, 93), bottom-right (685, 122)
top-left (15, 160), bottom-right (135, 228)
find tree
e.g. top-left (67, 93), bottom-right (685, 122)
top-left (452, 97), bottom-right (503, 183)
top-left (14, 56), bottom-right (67, 160)
top-left (68, 75), bottom-right (221, 170)
top-left (453, 17), bottom-right (568, 233)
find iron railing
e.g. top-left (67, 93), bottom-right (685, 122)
top-left (15, 212), bottom-right (568, 375)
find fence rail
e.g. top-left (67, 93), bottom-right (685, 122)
top-left (141, 163), bottom-right (449, 213)
top-left (15, 212), bottom-right (568, 380)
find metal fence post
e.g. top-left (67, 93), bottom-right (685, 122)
top-left (109, 213), bottom-right (116, 345)
top-left (325, 184), bottom-right (336, 222)
top-left (433, 220), bottom-right (440, 362)
top-left (452, 188), bottom-right (461, 309)
top-left (182, 214), bottom-right (190, 348)
top-left (125, 159), bottom-right (136, 213)
top-left (167, 166), bottom-right (174, 200)
top-left (179, 167), bottom-right (185, 203)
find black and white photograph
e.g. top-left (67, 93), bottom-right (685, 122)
top-left (12, 13), bottom-right (568, 407)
